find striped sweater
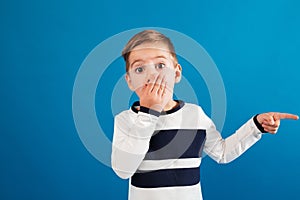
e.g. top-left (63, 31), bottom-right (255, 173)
top-left (111, 100), bottom-right (262, 200)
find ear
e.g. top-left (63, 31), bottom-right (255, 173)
top-left (174, 63), bottom-right (182, 83)
top-left (125, 73), bottom-right (135, 91)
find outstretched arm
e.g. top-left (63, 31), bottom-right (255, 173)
top-left (204, 111), bottom-right (298, 164)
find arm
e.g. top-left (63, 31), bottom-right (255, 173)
top-left (204, 112), bottom-right (298, 164)
top-left (111, 109), bottom-right (159, 179)
top-left (111, 73), bottom-right (169, 179)
top-left (204, 116), bottom-right (262, 164)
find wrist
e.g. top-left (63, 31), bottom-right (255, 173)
top-left (139, 102), bottom-right (163, 112)
top-left (253, 114), bottom-right (267, 133)
top-left (139, 106), bottom-right (161, 117)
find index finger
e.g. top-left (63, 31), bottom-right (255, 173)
top-left (275, 113), bottom-right (299, 120)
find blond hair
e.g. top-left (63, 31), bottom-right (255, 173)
top-left (122, 30), bottom-right (178, 72)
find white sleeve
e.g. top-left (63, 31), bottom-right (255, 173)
top-left (203, 112), bottom-right (263, 164)
top-left (111, 110), bottom-right (159, 179)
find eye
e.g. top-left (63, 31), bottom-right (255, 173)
top-left (155, 63), bottom-right (165, 69)
top-left (134, 66), bottom-right (144, 74)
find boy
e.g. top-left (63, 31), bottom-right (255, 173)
top-left (111, 30), bottom-right (298, 200)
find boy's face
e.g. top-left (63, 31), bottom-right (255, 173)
top-left (125, 42), bottom-right (182, 100)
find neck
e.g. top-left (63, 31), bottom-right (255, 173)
top-left (163, 99), bottom-right (178, 111)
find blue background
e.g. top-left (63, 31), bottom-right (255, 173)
top-left (1, 0), bottom-right (300, 199)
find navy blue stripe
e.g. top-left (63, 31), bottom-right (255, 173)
top-left (144, 129), bottom-right (206, 160)
top-left (131, 167), bottom-right (200, 188)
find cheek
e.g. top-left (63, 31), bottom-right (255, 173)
top-left (165, 73), bottom-right (175, 84)
top-left (162, 69), bottom-right (176, 87)
top-left (130, 74), bottom-right (147, 91)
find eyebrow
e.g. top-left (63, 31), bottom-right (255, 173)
top-left (130, 55), bottom-right (168, 68)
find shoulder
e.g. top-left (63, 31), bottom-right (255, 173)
top-left (182, 102), bottom-right (206, 115)
top-left (184, 103), bottom-right (209, 119)
top-left (114, 109), bottom-right (135, 121)
top-left (181, 102), bottom-right (213, 125)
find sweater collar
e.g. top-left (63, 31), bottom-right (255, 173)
top-left (131, 100), bottom-right (185, 115)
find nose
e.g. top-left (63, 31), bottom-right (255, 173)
top-left (146, 67), bottom-right (159, 83)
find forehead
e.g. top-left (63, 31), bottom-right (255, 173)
top-left (128, 43), bottom-right (172, 65)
